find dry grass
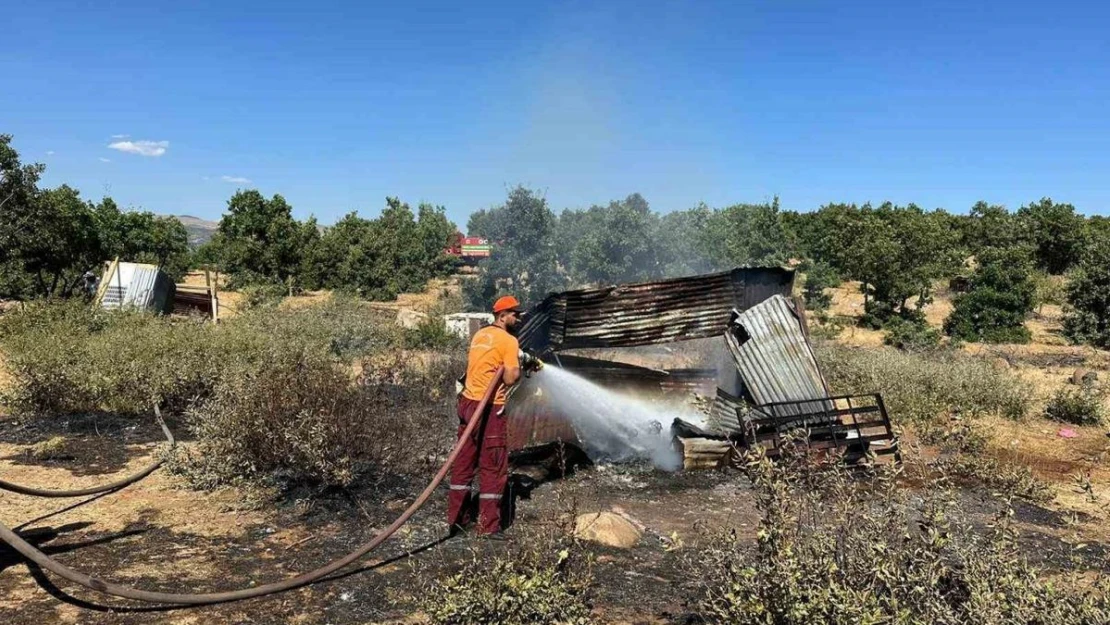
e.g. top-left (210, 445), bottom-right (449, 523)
top-left (824, 277), bottom-right (1110, 549)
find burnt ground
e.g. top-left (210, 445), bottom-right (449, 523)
top-left (1, 418), bottom-right (1109, 624)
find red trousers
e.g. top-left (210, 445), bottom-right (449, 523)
top-left (447, 396), bottom-right (508, 534)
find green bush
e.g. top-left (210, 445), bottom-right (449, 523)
top-left (418, 539), bottom-right (594, 625)
top-left (174, 347), bottom-right (459, 489)
top-left (799, 260), bottom-right (838, 312)
top-left (882, 317), bottom-right (942, 351)
top-left (0, 298), bottom-right (403, 415)
top-left (1044, 385), bottom-right (1106, 426)
top-left (816, 341), bottom-right (1030, 422)
top-left (1032, 270), bottom-right (1067, 309)
top-left (238, 280), bottom-right (289, 309)
top-left (1062, 237), bottom-right (1110, 348)
top-left (944, 248), bottom-right (1035, 344)
top-left (0, 299), bottom-right (467, 489)
top-left (0, 306), bottom-right (222, 415)
top-left (687, 447), bottom-right (1108, 624)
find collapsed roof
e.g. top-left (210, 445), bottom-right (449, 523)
top-left (517, 267), bottom-right (796, 353)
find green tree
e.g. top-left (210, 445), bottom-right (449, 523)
top-left (464, 186), bottom-right (564, 309)
top-left (800, 260), bottom-right (838, 313)
top-left (802, 203), bottom-right (867, 276)
top-left (417, 202), bottom-right (458, 278)
top-left (961, 201), bottom-right (1023, 257)
top-left (559, 193), bottom-right (660, 285)
top-left (807, 203), bottom-right (961, 326)
top-left (212, 190), bottom-right (318, 287)
top-left (1062, 236), bottom-right (1110, 348)
top-left (656, 204), bottom-right (715, 277)
top-left (1016, 198), bottom-right (1087, 274)
top-left (701, 198), bottom-right (792, 268)
top-left (93, 198), bottom-right (190, 279)
top-left (302, 198), bottom-right (457, 300)
top-left (944, 247), bottom-right (1036, 344)
top-left (7, 185), bottom-right (100, 299)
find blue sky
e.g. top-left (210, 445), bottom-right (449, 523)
top-left (3, 1), bottom-right (1109, 226)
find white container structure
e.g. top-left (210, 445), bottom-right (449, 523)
top-left (95, 260), bottom-right (176, 314)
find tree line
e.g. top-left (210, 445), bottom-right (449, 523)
top-left (2, 132), bottom-right (1108, 349)
top-left (464, 186), bottom-right (1110, 349)
top-left (0, 135), bottom-right (190, 300)
top-left (193, 192), bottom-right (458, 301)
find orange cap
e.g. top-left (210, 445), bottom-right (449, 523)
top-left (492, 295), bottom-right (521, 314)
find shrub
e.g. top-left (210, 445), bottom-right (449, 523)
top-left (816, 341), bottom-right (1030, 422)
top-left (1062, 237), bottom-right (1110, 348)
top-left (0, 306), bottom-right (222, 415)
top-left (1045, 385), bottom-right (1106, 426)
top-left (799, 260), bottom-right (837, 312)
top-left (882, 317), bottom-right (942, 351)
top-left (687, 446), bottom-right (1108, 624)
top-left (939, 453), bottom-right (1053, 502)
top-left (1032, 270), bottom-right (1067, 310)
top-left (418, 538), bottom-right (593, 625)
top-left (0, 298), bottom-right (402, 417)
top-left (173, 343), bottom-right (461, 490)
top-left (238, 280), bottom-right (288, 309)
top-left (403, 314), bottom-right (465, 350)
top-left (1, 298), bottom-right (468, 489)
top-left (944, 247), bottom-right (1035, 344)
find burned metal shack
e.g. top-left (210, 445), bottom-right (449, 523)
top-left (505, 267), bottom-right (899, 468)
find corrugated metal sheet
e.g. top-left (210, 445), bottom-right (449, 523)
top-left (124, 265), bottom-right (159, 308)
top-left (100, 262), bottom-right (175, 313)
top-left (659, 369), bottom-right (718, 396)
top-left (706, 388), bottom-right (746, 434)
top-left (724, 295), bottom-right (832, 418)
top-left (518, 267), bottom-right (795, 353)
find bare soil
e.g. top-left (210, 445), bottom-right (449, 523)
top-left (2, 419), bottom-right (1107, 624)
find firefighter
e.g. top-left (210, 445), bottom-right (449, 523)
top-left (448, 295), bottom-right (539, 539)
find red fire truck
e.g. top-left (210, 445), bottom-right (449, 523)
top-left (445, 233), bottom-right (492, 263)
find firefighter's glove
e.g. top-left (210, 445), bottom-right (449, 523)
top-left (519, 349), bottom-right (544, 375)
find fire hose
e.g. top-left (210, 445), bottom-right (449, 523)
top-left (0, 367), bottom-right (503, 605)
top-left (0, 406), bottom-right (175, 498)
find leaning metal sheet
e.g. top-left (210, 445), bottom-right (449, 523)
top-left (724, 294), bottom-right (833, 419)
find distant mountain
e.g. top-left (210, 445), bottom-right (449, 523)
top-left (173, 215), bottom-right (219, 247)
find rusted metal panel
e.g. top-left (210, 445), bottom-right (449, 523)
top-left (659, 369), bottom-right (719, 396)
top-left (707, 388), bottom-right (746, 434)
top-left (724, 295), bottom-right (832, 418)
top-left (518, 267), bottom-right (795, 353)
top-left (507, 411), bottom-right (580, 452)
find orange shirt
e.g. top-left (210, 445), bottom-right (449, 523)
top-left (463, 325), bottom-right (520, 405)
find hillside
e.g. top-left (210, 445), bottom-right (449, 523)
top-left (173, 214), bottom-right (219, 246)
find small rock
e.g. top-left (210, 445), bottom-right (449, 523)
top-left (992, 357), bottom-right (1011, 370)
top-left (1071, 369), bottom-right (1098, 386)
top-left (574, 512), bottom-right (643, 549)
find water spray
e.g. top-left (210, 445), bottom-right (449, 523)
top-left (529, 366), bottom-right (706, 471)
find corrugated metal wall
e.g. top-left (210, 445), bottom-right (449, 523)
top-left (518, 267), bottom-right (795, 353)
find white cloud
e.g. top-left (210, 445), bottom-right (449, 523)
top-left (221, 175), bottom-right (251, 184)
top-left (108, 140), bottom-right (168, 157)
top-left (99, 157), bottom-right (111, 163)
top-left (46, 150), bottom-right (55, 155)
top-left (111, 134), bottom-right (129, 139)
